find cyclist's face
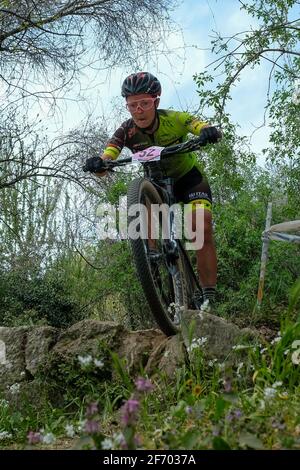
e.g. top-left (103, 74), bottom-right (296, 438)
top-left (126, 94), bottom-right (159, 128)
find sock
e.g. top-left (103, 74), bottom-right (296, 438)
top-left (202, 286), bottom-right (216, 303)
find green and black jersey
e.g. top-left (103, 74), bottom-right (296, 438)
top-left (103, 109), bottom-right (208, 180)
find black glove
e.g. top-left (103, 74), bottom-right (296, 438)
top-left (83, 156), bottom-right (106, 173)
top-left (200, 126), bottom-right (222, 144)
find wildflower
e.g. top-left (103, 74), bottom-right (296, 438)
top-left (120, 398), bottom-right (140, 426)
top-left (7, 383), bottom-right (20, 395)
top-left (237, 362), bottom-right (244, 377)
top-left (0, 431), bottom-right (12, 440)
top-left (185, 379), bottom-right (193, 390)
top-left (187, 337), bottom-right (207, 352)
top-left (65, 424), bottom-right (75, 438)
top-left (86, 402), bottom-right (98, 417)
top-left (264, 387), bottom-right (277, 400)
top-left (271, 334), bottom-right (281, 345)
top-left (234, 409), bottom-right (243, 419)
top-left (94, 358), bottom-right (104, 368)
top-left (223, 378), bottom-right (232, 393)
top-left (27, 431), bottom-right (42, 445)
top-left (291, 349), bottom-right (300, 365)
top-left (84, 420), bottom-right (100, 434)
top-left (77, 419), bottom-right (86, 432)
top-left (101, 437), bottom-right (114, 449)
top-left (134, 376), bottom-right (154, 392)
top-left (212, 427), bottom-right (220, 436)
top-left (42, 433), bottom-right (56, 445)
top-left (192, 384), bottom-right (202, 397)
top-left (225, 412), bottom-right (234, 422)
top-left (271, 420), bottom-right (285, 431)
top-left (208, 359), bottom-right (217, 367)
top-left (273, 381), bottom-right (283, 388)
top-left (0, 399), bottom-right (9, 407)
top-left (185, 406), bottom-right (193, 415)
top-left (78, 355), bottom-right (93, 367)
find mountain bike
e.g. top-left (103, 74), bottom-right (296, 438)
top-left (83, 136), bottom-right (209, 336)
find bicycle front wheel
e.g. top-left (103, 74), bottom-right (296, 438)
top-left (127, 178), bottom-right (188, 336)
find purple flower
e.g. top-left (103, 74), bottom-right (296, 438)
top-left (271, 420), bottom-right (285, 430)
top-left (27, 431), bottom-right (42, 445)
top-left (212, 427), bottom-right (220, 436)
top-left (225, 412), bottom-right (234, 422)
top-left (223, 378), bottom-right (232, 393)
top-left (234, 409), bottom-right (243, 419)
top-left (135, 376), bottom-right (154, 392)
top-left (121, 398), bottom-right (140, 426)
top-left (84, 419), bottom-right (100, 434)
top-left (85, 402), bottom-right (98, 417)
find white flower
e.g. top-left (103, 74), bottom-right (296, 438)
top-left (187, 336), bottom-right (207, 353)
top-left (101, 438), bottom-right (114, 449)
top-left (273, 381), bottom-right (283, 388)
top-left (78, 355), bottom-right (93, 366)
top-left (260, 347), bottom-right (268, 354)
top-left (0, 431), bottom-right (12, 440)
top-left (208, 359), bottom-right (217, 367)
top-left (0, 399), bottom-right (9, 407)
top-left (271, 335), bottom-right (281, 345)
top-left (291, 349), bottom-right (300, 365)
top-left (20, 371), bottom-right (26, 377)
top-left (77, 419), bottom-right (86, 432)
top-left (42, 433), bottom-right (56, 445)
top-left (291, 340), bottom-right (300, 349)
top-left (94, 359), bottom-right (104, 368)
top-left (7, 383), bottom-right (20, 395)
top-left (237, 362), bottom-right (244, 377)
top-left (65, 424), bottom-right (75, 438)
top-left (264, 387), bottom-right (277, 400)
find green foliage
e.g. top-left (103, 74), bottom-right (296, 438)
top-left (0, 263), bottom-right (84, 328)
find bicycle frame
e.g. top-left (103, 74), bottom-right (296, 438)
top-left (143, 161), bottom-right (201, 292)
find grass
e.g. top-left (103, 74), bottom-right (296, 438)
top-left (0, 317), bottom-right (299, 450)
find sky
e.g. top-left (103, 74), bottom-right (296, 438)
top-left (28, 0), bottom-right (295, 161)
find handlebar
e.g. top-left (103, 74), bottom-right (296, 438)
top-left (82, 134), bottom-right (210, 173)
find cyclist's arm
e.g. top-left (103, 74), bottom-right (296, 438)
top-left (97, 126), bottom-right (125, 175)
top-left (101, 146), bottom-right (120, 160)
top-left (174, 111), bottom-right (210, 136)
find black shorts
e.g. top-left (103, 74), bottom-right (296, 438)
top-left (173, 166), bottom-right (212, 205)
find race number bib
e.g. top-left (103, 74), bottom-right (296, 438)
top-left (132, 146), bottom-right (164, 162)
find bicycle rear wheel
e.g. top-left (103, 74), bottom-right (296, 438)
top-left (127, 178), bottom-right (188, 336)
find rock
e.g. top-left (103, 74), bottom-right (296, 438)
top-left (116, 328), bottom-right (166, 375)
top-left (181, 310), bottom-right (261, 363)
top-left (25, 326), bottom-right (59, 375)
top-left (0, 326), bottom-right (29, 392)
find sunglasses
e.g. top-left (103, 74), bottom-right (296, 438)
top-left (126, 97), bottom-right (158, 112)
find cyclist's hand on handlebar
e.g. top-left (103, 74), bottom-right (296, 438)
top-left (200, 126), bottom-right (222, 144)
top-left (82, 156), bottom-right (107, 176)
